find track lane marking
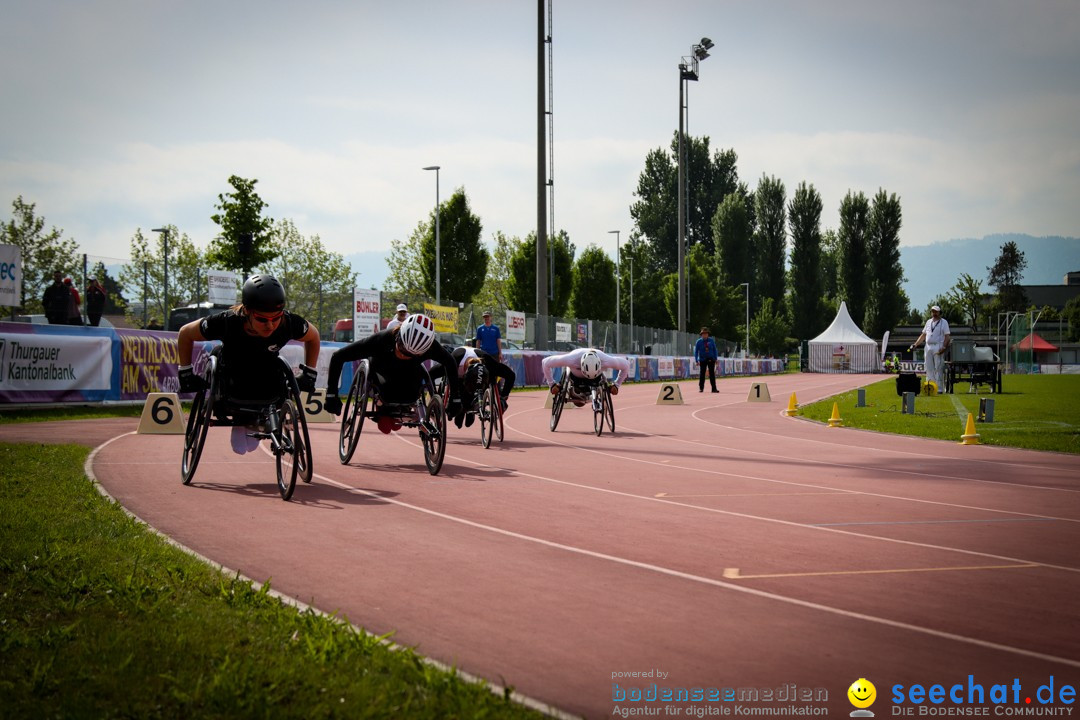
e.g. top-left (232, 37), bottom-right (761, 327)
top-left (722, 563), bottom-right (1038, 580)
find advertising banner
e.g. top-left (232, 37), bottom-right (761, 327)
top-left (115, 329), bottom-right (182, 399)
top-left (505, 310), bottom-right (526, 342)
top-left (576, 322), bottom-right (589, 345)
top-left (0, 244), bottom-right (19, 307)
top-left (0, 331), bottom-right (112, 396)
top-left (658, 357), bottom-right (675, 378)
top-left (423, 303), bottom-right (458, 333)
top-left (555, 322), bottom-right (571, 342)
top-left (353, 288), bottom-right (381, 339)
top-left (207, 269), bottom-right (240, 306)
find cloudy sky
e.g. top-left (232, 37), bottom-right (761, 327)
top-left (2, 0), bottom-right (1078, 285)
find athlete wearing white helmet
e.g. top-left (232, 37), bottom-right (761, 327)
top-left (323, 313), bottom-right (462, 430)
top-left (542, 347), bottom-right (631, 404)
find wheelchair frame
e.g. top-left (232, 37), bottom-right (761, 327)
top-left (181, 353), bottom-right (313, 500)
top-left (337, 359), bottom-right (448, 475)
top-left (442, 364), bottom-right (505, 449)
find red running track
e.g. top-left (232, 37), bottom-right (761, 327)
top-left (8, 373), bottom-right (1080, 718)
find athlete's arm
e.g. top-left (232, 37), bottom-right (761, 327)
top-left (596, 350), bottom-right (632, 388)
top-left (177, 319), bottom-right (207, 366)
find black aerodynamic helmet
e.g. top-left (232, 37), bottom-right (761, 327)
top-left (242, 274), bottom-right (286, 313)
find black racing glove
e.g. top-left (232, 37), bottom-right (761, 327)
top-left (446, 396), bottom-right (463, 423)
top-left (178, 365), bottom-right (205, 393)
top-left (297, 364), bottom-right (318, 393)
top-left (324, 395), bottom-right (343, 416)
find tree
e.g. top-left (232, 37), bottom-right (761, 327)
top-left (753, 174), bottom-right (787, 315)
top-left (749, 297), bottom-right (791, 357)
top-left (987, 240), bottom-right (1028, 312)
top-left (837, 191), bottom-right (871, 326)
top-left (945, 273), bottom-right (984, 331)
top-left (384, 222), bottom-right (426, 298)
top-left (471, 231), bottom-right (522, 316)
top-left (787, 182), bottom-right (825, 340)
top-left (419, 188), bottom-right (488, 305)
top-left (630, 133), bottom-right (740, 274)
top-left (569, 245), bottom-right (616, 320)
top-left (863, 189), bottom-right (906, 338)
top-left (620, 238), bottom-right (671, 330)
top-left (207, 175), bottom-right (277, 277)
top-left (506, 231), bottom-right (575, 316)
top-left (712, 192), bottom-right (753, 288)
top-left (820, 228), bottom-right (840, 300)
top-left (1, 196), bottom-right (79, 314)
top-left (261, 218), bottom-right (358, 334)
top-left (119, 226), bottom-right (204, 328)
top-left (1063, 295), bottom-right (1080, 342)
top-left (662, 245), bottom-right (728, 337)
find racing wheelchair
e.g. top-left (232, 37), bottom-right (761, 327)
top-left (181, 352), bottom-right (313, 501)
top-left (440, 362), bottom-right (505, 448)
top-left (337, 359), bottom-right (448, 474)
top-left (549, 370), bottom-right (615, 436)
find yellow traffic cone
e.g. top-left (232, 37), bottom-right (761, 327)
top-left (783, 392), bottom-right (799, 416)
top-left (960, 412), bottom-right (980, 445)
top-left (827, 402), bottom-right (842, 428)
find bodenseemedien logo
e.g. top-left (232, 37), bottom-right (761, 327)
top-left (848, 678), bottom-right (877, 717)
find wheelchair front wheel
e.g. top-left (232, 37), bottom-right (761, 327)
top-left (604, 386), bottom-right (616, 433)
top-left (549, 382), bottom-right (566, 432)
top-left (339, 363), bottom-right (369, 464)
top-left (479, 386), bottom-right (494, 448)
top-left (181, 360), bottom-right (216, 485)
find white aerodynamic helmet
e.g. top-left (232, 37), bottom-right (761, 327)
top-left (398, 313), bottom-right (437, 356)
top-left (579, 350), bottom-right (602, 379)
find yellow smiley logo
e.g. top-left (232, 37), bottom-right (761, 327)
top-left (848, 678), bottom-right (877, 709)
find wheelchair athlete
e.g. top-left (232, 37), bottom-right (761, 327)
top-left (435, 346), bottom-right (515, 429)
top-left (542, 347), bottom-right (630, 406)
top-left (176, 275), bottom-right (320, 450)
top-left (323, 313), bottom-right (463, 432)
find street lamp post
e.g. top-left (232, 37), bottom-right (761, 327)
top-left (609, 230), bottom-right (620, 352)
top-left (677, 37), bottom-right (713, 335)
top-left (422, 166), bottom-right (441, 305)
top-left (740, 282), bottom-right (750, 358)
top-left (152, 227), bottom-right (170, 326)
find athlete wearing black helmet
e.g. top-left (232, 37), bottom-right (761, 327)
top-left (176, 274), bottom-right (320, 407)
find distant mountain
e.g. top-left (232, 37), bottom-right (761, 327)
top-left (342, 249), bottom-right (389, 290)
top-left (900, 234), bottom-right (1080, 311)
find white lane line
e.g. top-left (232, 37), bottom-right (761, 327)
top-left (311, 467), bottom-right (1080, 670)
top-left (722, 564), bottom-right (1039, 580)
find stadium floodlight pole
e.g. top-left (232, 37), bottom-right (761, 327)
top-left (152, 227), bottom-right (170, 325)
top-left (677, 37), bottom-right (711, 334)
top-left (423, 166), bottom-right (441, 305)
top-left (740, 282), bottom-right (750, 358)
top-left (609, 230), bottom-right (620, 352)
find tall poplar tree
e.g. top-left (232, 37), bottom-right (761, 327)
top-left (863, 189), bottom-right (906, 338)
top-left (837, 191), bottom-right (871, 326)
top-left (753, 174), bottom-right (787, 315)
top-left (787, 182), bottom-right (824, 340)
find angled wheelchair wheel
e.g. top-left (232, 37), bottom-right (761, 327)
top-left (338, 362), bottom-right (369, 464)
top-left (605, 387), bottom-right (616, 432)
top-left (492, 385), bottom-right (504, 443)
top-left (421, 394), bottom-right (447, 475)
top-left (549, 380), bottom-right (566, 432)
top-left (275, 398), bottom-right (301, 501)
top-left (479, 385), bottom-right (494, 448)
top-left (294, 391), bottom-right (313, 484)
top-left (593, 388), bottom-right (605, 436)
top-left (181, 357), bottom-right (217, 485)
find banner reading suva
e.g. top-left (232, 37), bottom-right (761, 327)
top-left (207, 269), bottom-right (240, 306)
top-left (353, 288), bottom-right (381, 339)
top-left (0, 243), bottom-right (19, 307)
top-left (505, 310), bottom-right (526, 342)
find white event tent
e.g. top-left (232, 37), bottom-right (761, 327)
top-left (808, 301), bottom-right (879, 373)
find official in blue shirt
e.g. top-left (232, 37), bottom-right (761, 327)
top-left (694, 327), bottom-right (719, 393)
top-left (476, 310), bottom-right (502, 360)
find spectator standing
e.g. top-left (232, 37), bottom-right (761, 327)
top-left (64, 278), bottom-right (83, 325)
top-left (386, 303), bottom-right (409, 331)
top-left (694, 327), bottom-right (719, 393)
top-left (42, 271), bottom-right (68, 324)
top-left (910, 304), bottom-right (951, 391)
top-left (475, 310), bottom-right (502, 361)
top-left (86, 277), bottom-right (107, 327)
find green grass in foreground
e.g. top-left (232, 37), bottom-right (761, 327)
top-left (0, 443), bottom-right (547, 719)
top-left (0, 404), bottom-right (144, 424)
top-left (799, 374), bottom-right (1080, 454)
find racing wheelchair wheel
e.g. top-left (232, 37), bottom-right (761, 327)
top-left (274, 398), bottom-right (301, 500)
top-left (338, 360), bottom-right (369, 464)
top-left (491, 384), bottom-right (504, 443)
top-left (603, 384), bottom-right (616, 433)
top-left (181, 355), bottom-right (217, 485)
top-left (592, 386), bottom-right (606, 436)
top-left (549, 375), bottom-right (567, 432)
top-left (421, 393), bottom-right (448, 475)
top-left (479, 384), bottom-right (494, 448)
top-left (281, 359), bottom-right (314, 484)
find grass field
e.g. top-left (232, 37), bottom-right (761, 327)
top-left (0, 442), bottom-right (547, 719)
top-left (798, 374), bottom-right (1080, 454)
